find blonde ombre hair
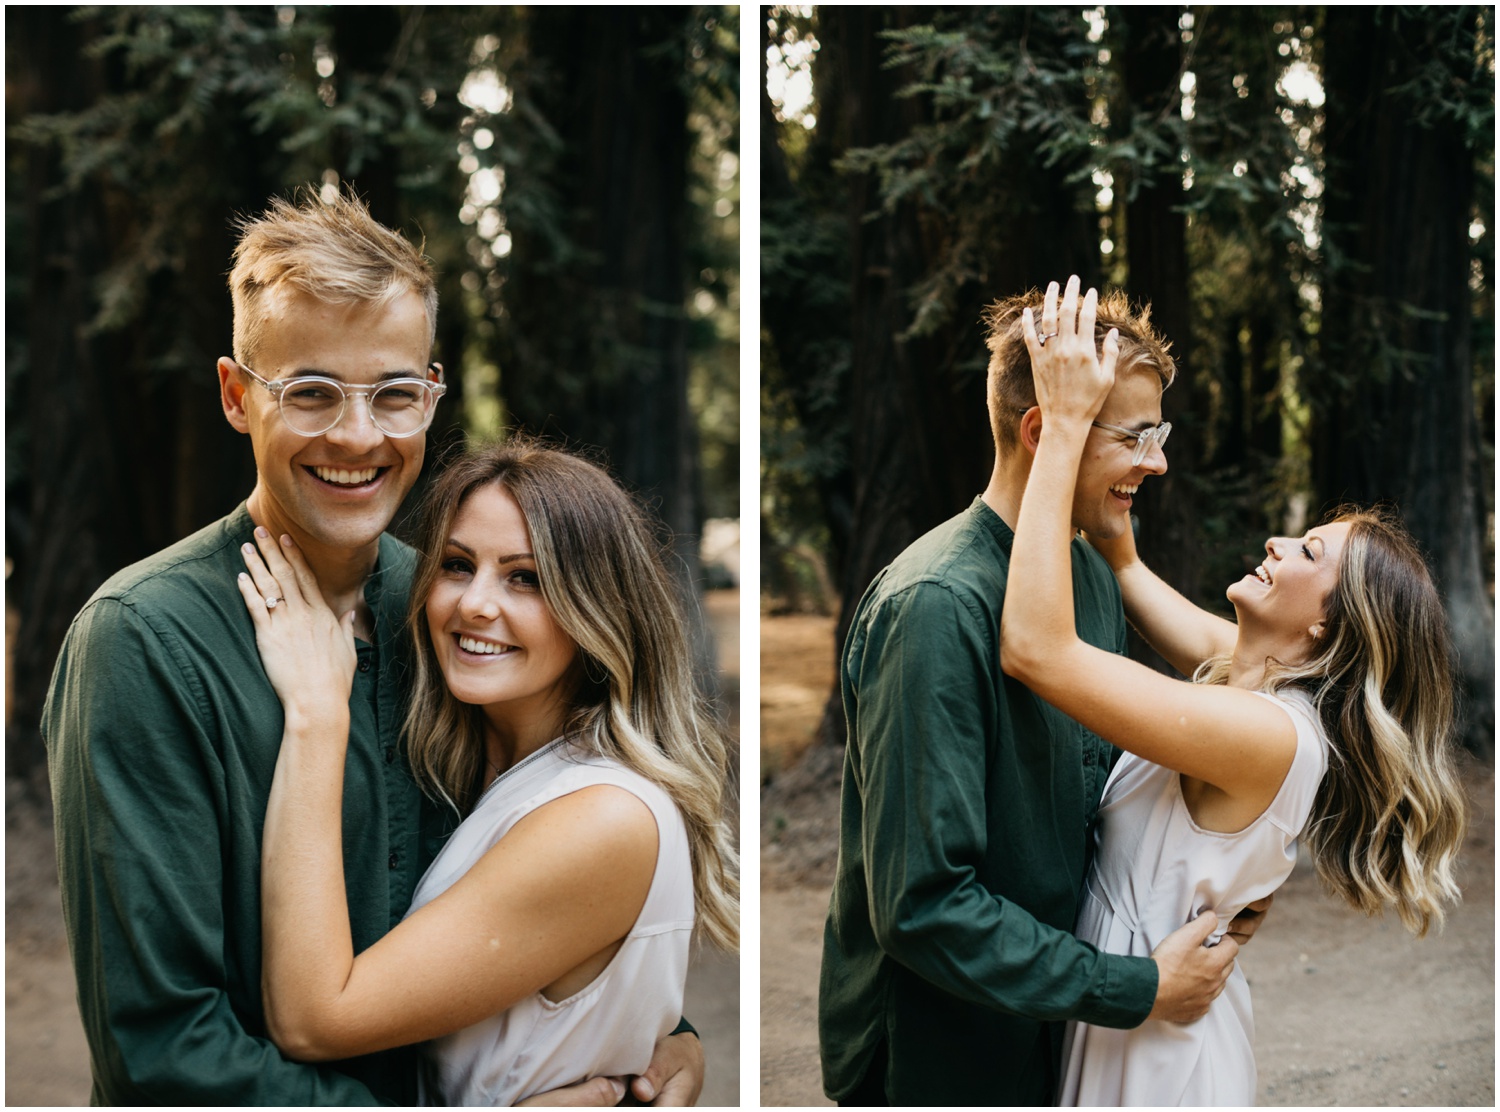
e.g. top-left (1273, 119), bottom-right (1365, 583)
top-left (228, 186), bottom-right (437, 365)
top-left (1195, 506), bottom-right (1468, 936)
top-left (402, 438), bottom-right (739, 953)
top-left (981, 287), bottom-right (1177, 456)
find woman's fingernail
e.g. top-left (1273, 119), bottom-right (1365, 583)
top-left (238, 572), bottom-right (248, 582)
top-left (255, 526), bottom-right (268, 538)
top-left (243, 543), bottom-right (254, 554)
top-left (282, 534), bottom-right (294, 547)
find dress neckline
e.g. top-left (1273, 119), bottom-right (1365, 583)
top-left (477, 735), bottom-right (573, 803)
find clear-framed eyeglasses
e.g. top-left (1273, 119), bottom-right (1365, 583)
top-left (237, 362), bottom-right (447, 438)
top-left (1016, 407), bottom-right (1171, 466)
top-left (1091, 419), bottom-right (1172, 466)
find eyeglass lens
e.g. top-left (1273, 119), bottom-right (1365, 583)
top-left (1131, 424), bottom-right (1170, 465)
top-left (279, 379), bottom-right (434, 436)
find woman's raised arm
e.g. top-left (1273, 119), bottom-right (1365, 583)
top-left (1085, 525), bottom-right (1238, 676)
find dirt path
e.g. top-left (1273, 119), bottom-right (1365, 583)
top-left (5, 590), bottom-right (741, 1107)
top-left (759, 613), bottom-right (1495, 1106)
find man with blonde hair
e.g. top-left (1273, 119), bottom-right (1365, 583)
top-left (820, 277), bottom-right (1258, 1105)
top-left (45, 188), bottom-right (702, 1105)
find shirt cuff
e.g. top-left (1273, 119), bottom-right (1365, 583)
top-left (1080, 953), bottom-right (1158, 1029)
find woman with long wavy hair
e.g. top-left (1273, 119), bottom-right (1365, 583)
top-left (999, 276), bottom-right (1467, 1106)
top-left (239, 437), bottom-right (737, 1105)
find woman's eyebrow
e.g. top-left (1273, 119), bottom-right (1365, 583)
top-left (444, 539), bottom-right (532, 563)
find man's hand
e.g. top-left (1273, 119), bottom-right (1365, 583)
top-left (630, 1030), bottom-right (705, 1105)
top-left (511, 1030), bottom-right (704, 1107)
top-left (1147, 909), bottom-right (1238, 1023)
top-left (1225, 894), bottom-right (1273, 946)
top-left (515, 1077), bottom-right (626, 1106)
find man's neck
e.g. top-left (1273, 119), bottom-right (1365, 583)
top-left (245, 488), bottom-right (379, 634)
top-left (981, 451), bottom-right (1035, 533)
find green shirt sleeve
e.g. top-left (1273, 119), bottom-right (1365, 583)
top-left (851, 582), bottom-right (1156, 1028)
top-left (45, 598), bottom-right (388, 1105)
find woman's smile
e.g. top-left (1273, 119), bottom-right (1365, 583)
top-left (454, 633), bottom-right (520, 657)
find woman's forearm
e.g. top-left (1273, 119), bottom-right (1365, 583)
top-left (1111, 557), bottom-right (1238, 676)
top-left (1084, 474), bottom-right (1237, 672)
top-left (260, 707), bottom-right (357, 1059)
top-left (1002, 421), bottom-right (1094, 678)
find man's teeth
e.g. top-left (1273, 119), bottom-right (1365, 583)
top-left (314, 466), bottom-right (379, 485)
top-left (1255, 565), bottom-right (1272, 585)
top-left (459, 635), bottom-right (514, 655)
top-left (1110, 483), bottom-right (1139, 496)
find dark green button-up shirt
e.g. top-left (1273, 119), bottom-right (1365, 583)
top-left (819, 499), bottom-right (1158, 1106)
top-left (43, 504), bottom-right (450, 1105)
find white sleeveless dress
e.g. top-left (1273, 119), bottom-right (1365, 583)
top-left (1058, 689), bottom-right (1329, 1106)
top-left (405, 737), bottom-right (695, 1106)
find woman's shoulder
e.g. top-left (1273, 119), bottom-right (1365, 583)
top-left (1253, 687), bottom-right (1327, 745)
top-left (1249, 686), bottom-right (1330, 832)
top-left (551, 745), bottom-right (685, 831)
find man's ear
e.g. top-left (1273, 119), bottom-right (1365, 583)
top-left (428, 361), bottom-right (444, 383)
top-left (218, 357), bottom-right (251, 434)
top-left (1018, 406), bottom-right (1044, 457)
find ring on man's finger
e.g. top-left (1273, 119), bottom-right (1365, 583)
top-left (265, 596), bottom-right (281, 609)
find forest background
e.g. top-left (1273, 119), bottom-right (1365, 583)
top-left (5, 6), bottom-right (740, 1105)
top-left (762, 5), bottom-right (1495, 773)
top-left (8, 4), bottom-right (741, 783)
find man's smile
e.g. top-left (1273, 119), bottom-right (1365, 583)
top-left (305, 464), bottom-right (389, 489)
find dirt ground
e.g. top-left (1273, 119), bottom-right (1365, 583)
top-left (758, 612), bottom-right (1495, 1107)
top-left (5, 589), bottom-right (742, 1108)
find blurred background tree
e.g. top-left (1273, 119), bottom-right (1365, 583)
top-left (761, 4), bottom-right (1494, 764)
top-left (6, 5), bottom-right (740, 790)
